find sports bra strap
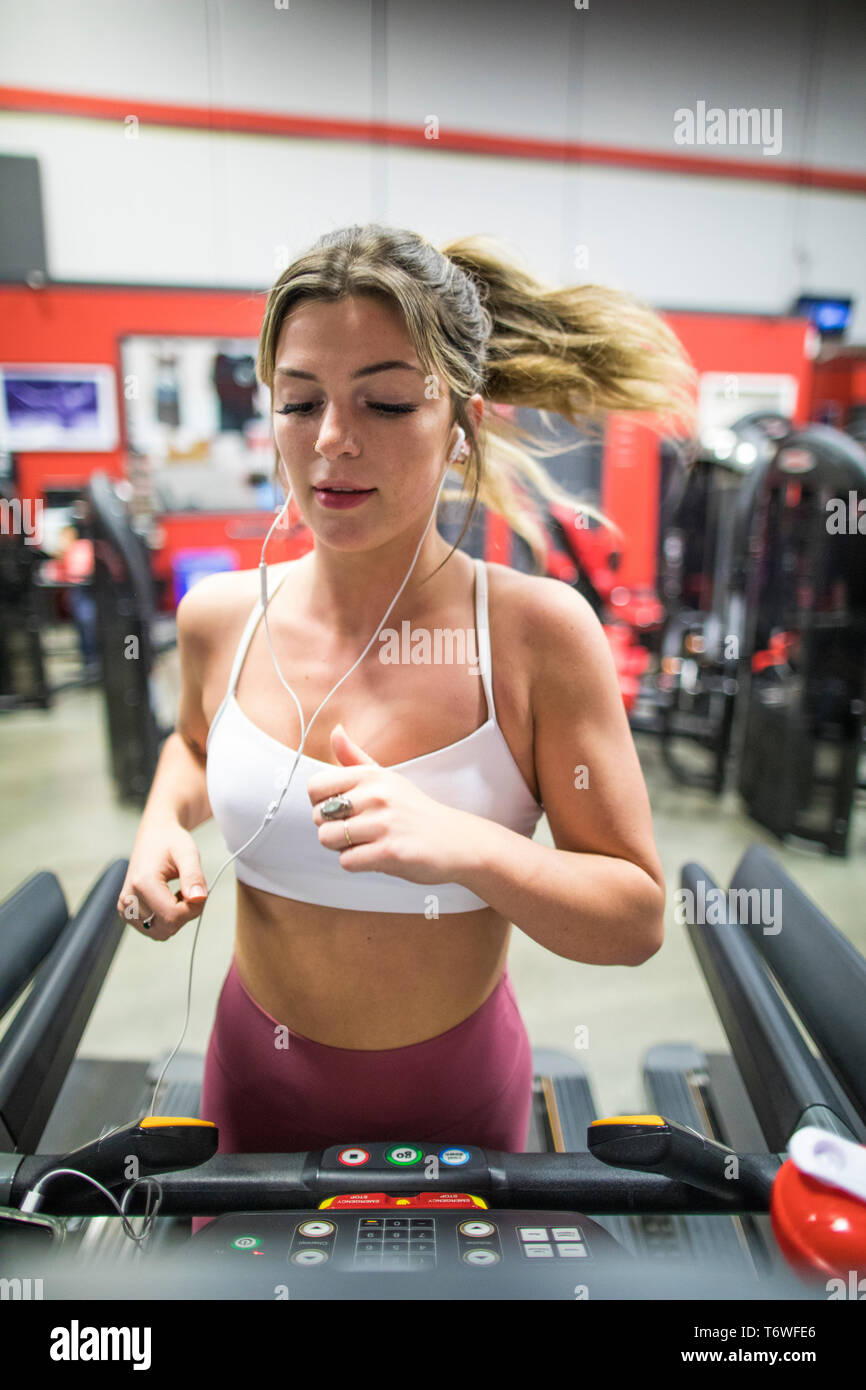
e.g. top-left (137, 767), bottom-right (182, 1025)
top-left (473, 557), bottom-right (496, 725)
top-left (227, 566), bottom-right (292, 696)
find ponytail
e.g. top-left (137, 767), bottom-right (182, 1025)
top-left (437, 234), bottom-right (698, 571)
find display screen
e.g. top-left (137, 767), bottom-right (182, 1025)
top-left (793, 296), bottom-right (853, 336)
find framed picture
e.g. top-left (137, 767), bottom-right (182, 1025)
top-left (120, 335), bottom-right (269, 455)
top-left (0, 364), bottom-right (119, 451)
top-left (119, 335), bottom-right (276, 512)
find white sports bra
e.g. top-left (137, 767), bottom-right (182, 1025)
top-left (205, 557), bottom-right (544, 913)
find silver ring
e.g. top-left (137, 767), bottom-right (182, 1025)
top-left (320, 794), bottom-right (354, 820)
top-left (142, 912), bottom-right (155, 928)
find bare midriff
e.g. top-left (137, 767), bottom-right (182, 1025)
top-left (203, 551), bottom-right (537, 1051)
top-left (234, 886), bottom-right (513, 1049)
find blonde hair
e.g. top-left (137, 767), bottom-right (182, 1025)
top-left (256, 224), bottom-right (698, 577)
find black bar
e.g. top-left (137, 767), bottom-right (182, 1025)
top-left (0, 871), bottom-right (69, 1018)
top-left (0, 861), bottom-right (128, 1153)
top-left (681, 861), bottom-right (863, 1153)
top-left (5, 1149), bottom-right (781, 1217)
top-left (731, 845), bottom-right (866, 1126)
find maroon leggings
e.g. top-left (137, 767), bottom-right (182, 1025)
top-left (191, 958), bottom-right (534, 1235)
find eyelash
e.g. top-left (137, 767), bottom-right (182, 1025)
top-left (276, 402), bottom-right (417, 416)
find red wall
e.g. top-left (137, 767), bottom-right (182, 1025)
top-left (665, 312), bottom-right (814, 403)
top-left (0, 282), bottom-right (265, 503)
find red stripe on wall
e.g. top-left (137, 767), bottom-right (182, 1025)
top-left (1, 85), bottom-right (865, 196)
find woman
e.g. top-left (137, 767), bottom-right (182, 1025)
top-left (117, 225), bottom-right (696, 1231)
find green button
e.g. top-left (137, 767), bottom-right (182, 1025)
top-left (230, 1235), bottom-right (261, 1250)
top-left (385, 1144), bottom-right (423, 1167)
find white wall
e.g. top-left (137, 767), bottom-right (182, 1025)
top-left (1, 0), bottom-right (865, 331)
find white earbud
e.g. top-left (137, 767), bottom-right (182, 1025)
top-left (448, 426), bottom-right (467, 463)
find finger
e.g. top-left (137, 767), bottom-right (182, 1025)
top-left (306, 764), bottom-right (375, 805)
top-left (172, 853), bottom-right (208, 904)
top-left (119, 879), bottom-right (184, 930)
top-left (317, 810), bottom-right (378, 853)
top-left (310, 786), bottom-right (370, 825)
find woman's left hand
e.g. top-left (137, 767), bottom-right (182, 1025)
top-left (307, 723), bottom-right (476, 886)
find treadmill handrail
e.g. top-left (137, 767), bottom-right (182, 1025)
top-left (0, 860), bottom-right (128, 1153)
top-left (680, 860), bottom-right (865, 1153)
top-left (730, 844), bottom-right (866, 1128)
top-left (0, 871), bottom-right (69, 1018)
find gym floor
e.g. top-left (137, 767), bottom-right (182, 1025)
top-left (2, 654), bottom-right (864, 1121)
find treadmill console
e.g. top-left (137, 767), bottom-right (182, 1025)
top-left (188, 1142), bottom-right (627, 1293)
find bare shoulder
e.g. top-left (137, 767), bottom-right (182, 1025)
top-left (175, 561), bottom-right (294, 649)
top-left (173, 562), bottom-right (295, 756)
top-left (485, 562), bottom-right (617, 718)
top-left (176, 565), bottom-right (251, 644)
top-left (484, 560), bottom-right (605, 666)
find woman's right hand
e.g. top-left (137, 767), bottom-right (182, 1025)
top-left (117, 824), bottom-right (209, 942)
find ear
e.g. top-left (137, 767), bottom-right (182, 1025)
top-left (330, 723), bottom-right (379, 766)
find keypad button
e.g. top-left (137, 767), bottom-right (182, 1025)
top-left (463, 1249), bottom-right (500, 1265)
top-left (551, 1226), bottom-right (582, 1242)
top-left (459, 1220), bottom-right (495, 1238)
top-left (385, 1145), bottom-right (423, 1166)
top-left (408, 1253), bottom-right (437, 1269)
top-left (290, 1248), bottom-right (328, 1265)
top-left (297, 1220), bottom-right (335, 1238)
top-left (556, 1243), bottom-right (587, 1257)
top-left (230, 1235), bottom-right (260, 1250)
top-left (519, 1227), bottom-right (548, 1242)
top-left (523, 1243), bottom-right (554, 1258)
top-left (337, 1147), bottom-right (370, 1166)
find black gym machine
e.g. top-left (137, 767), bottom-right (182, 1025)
top-left (628, 416), bottom-right (866, 853)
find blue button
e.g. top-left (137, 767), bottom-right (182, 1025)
top-left (439, 1147), bottom-right (471, 1166)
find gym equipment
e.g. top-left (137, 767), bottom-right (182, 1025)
top-left (0, 482), bottom-right (50, 711)
top-left (736, 425), bottom-right (866, 855)
top-left (85, 472), bottom-right (178, 804)
top-left (1, 845), bottom-right (863, 1299)
top-left (542, 505), bottom-right (660, 714)
top-left (632, 412), bottom-right (792, 794)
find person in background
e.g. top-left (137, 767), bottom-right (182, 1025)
top-left (55, 522), bottom-right (99, 680)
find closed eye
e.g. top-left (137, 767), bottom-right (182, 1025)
top-left (276, 402), bottom-right (417, 416)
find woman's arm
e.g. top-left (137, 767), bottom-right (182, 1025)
top-left (115, 581), bottom-right (220, 934)
top-left (136, 584), bottom-right (215, 837)
top-left (456, 579), bottom-right (665, 966)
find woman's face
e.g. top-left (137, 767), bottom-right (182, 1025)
top-left (271, 294), bottom-right (476, 546)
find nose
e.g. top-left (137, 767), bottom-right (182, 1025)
top-left (312, 405), bottom-right (361, 457)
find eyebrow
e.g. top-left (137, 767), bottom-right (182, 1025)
top-left (274, 359), bottom-right (423, 382)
